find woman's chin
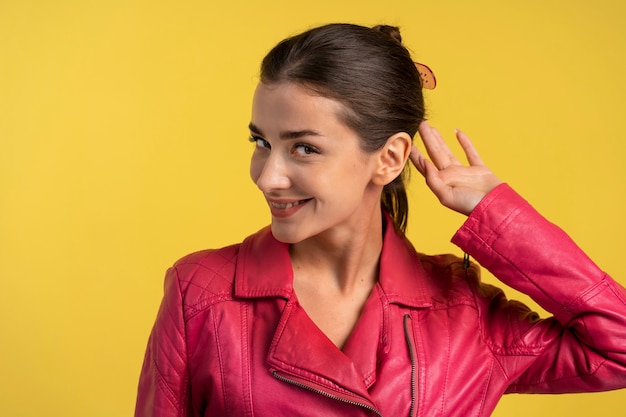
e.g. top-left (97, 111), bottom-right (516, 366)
top-left (270, 223), bottom-right (307, 245)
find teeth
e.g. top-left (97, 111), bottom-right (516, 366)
top-left (272, 200), bottom-right (306, 209)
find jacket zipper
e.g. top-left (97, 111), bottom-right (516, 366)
top-left (403, 314), bottom-right (417, 417)
top-left (272, 370), bottom-right (383, 417)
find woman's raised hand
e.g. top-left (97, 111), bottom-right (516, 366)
top-left (410, 121), bottom-right (502, 216)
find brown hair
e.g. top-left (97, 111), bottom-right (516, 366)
top-left (260, 23), bottom-right (425, 233)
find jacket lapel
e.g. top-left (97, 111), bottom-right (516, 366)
top-left (377, 216), bottom-right (432, 309)
top-left (267, 296), bottom-right (374, 400)
top-left (233, 215), bottom-right (433, 401)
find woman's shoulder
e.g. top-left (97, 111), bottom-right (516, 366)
top-left (165, 226), bottom-right (275, 308)
top-left (417, 252), bottom-right (477, 286)
top-left (416, 252), bottom-right (504, 307)
top-left (173, 243), bottom-right (241, 277)
top-left (160, 244), bottom-right (241, 316)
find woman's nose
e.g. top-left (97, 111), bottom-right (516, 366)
top-left (253, 153), bottom-right (291, 192)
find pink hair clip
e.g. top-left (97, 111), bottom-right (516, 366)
top-left (415, 62), bottom-right (437, 90)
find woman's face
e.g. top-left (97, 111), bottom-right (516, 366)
top-left (249, 82), bottom-right (382, 244)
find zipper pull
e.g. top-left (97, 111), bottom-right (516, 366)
top-left (463, 252), bottom-right (470, 270)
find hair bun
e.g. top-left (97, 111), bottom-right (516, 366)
top-left (372, 25), bottom-right (402, 44)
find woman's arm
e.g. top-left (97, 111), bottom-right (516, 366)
top-left (412, 122), bottom-right (626, 391)
top-left (135, 266), bottom-right (191, 417)
top-left (453, 183), bottom-right (626, 391)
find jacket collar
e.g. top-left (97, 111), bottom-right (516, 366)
top-left (234, 213), bottom-right (432, 308)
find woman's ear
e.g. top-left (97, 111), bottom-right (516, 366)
top-left (372, 132), bottom-right (412, 186)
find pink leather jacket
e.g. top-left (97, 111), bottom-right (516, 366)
top-left (135, 184), bottom-right (626, 416)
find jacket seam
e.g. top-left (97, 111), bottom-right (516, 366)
top-left (440, 309), bottom-right (451, 416)
top-left (463, 183), bottom-right (517, 247)
top-left (476, 358), bottom-right (495, 417)
top-left (461, 221), bottom-right (617, 324)
top-left (268, 353), bottom-right (358, 397)
top-left (240, 302), bottom-right (254, 416)
top-left (417, 257), bottom-right (479, 309)
top-left (174, 267), bottom-right (191, 417)
top-left (506, 358), bottom-right (608, 389)
top-left (606, 276), bottom-right (626, 305)
top-left (176, 258), bottom-right (238, 320)
top-left (211, 307), bottom-right (230, 415)
top-left (569, 275), bottom-right (625, 311)
top-left (466, 272), bottom-right (512, 381)
top-left (185, 294), bottom-right (234, 320)
top-left (465, 226), bottom-right (564, 313)
top-left (152, 362), bottom-right (184, 414)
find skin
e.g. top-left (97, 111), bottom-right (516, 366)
top-left (249, 81), bottom-right (501, 348)
top-left (410, 123), bottom-right (502, 216)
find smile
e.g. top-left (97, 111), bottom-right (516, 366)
top-left (267, 198), bottom-right (312, 218)
top-left (270, 199), bottom-right (310, 209)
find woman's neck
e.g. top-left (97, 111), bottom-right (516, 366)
top-left (289, 207), bottom-right (383, 294)
top-left (288, 207), bottom-right (385, 348)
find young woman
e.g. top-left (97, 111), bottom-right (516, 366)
top-left (135, 23), bottom-right (626, 416)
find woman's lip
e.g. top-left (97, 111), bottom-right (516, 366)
top-left (266, 198), bottom-right (312, 218)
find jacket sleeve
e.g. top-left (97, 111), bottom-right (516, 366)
top-left (135, 266), bottom-right (191, 417)
top-left (451, 183), bottom-right (626, 393)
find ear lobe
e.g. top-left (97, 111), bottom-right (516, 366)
top-left (373, 132), bottom-right (412, 186)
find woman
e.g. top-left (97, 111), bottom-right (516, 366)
top-left (135, 23), bottom-right (626, 416)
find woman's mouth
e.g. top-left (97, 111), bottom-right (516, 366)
top-left (270, 199), bottom-right (308, 209)
top-left (267, 198), bottom-right (312, 218)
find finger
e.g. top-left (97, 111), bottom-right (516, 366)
top-left (409, 144), bottom-right (426, 176)
top-left (418, 121), bottom-right (461, 169)
top-left (431, 127), bottom-right (463, 165)
top-left (421, 157), bottom-right (451, 201)
top-left (455, 129), bottom-right (485, 166)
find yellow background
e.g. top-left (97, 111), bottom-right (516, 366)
top-left (1, 0), bottom-right (625, 415)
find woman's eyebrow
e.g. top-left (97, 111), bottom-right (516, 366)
top-left (248, 122), bottom-right (263, 135)
top-left (278, 129), bottom-right (322, 140)
top-left (248, 122), bottom-right (322, 140)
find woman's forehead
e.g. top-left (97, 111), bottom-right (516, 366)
top-left (251, 82), bottom-right (346, 127)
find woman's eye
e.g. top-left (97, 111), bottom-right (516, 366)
top-left (294, 144), bottom-right (319, 156)
top-left (249, 136), bottom-right (270, 149)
